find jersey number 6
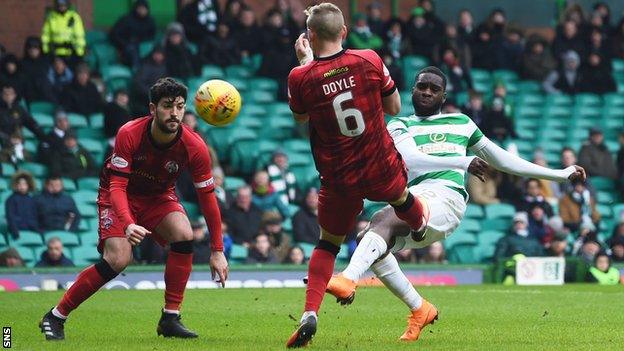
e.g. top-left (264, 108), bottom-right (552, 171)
top-left (332, 91), bottom-right (365, 137)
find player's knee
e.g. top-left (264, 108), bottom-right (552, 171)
top-left (103, 251), bottom-right (132, 272)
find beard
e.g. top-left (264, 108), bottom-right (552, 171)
top-left (155, 115), bottom-right (180, 134)
top-left (412, 95), bottom-right (443, 116)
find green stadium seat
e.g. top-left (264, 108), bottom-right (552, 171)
top-left (224, 176), bottom-right (247, 193)
top-left (43, 230), bottom-right (80, 247)
top-left (612, 59), bottom-right (624, 72)
top-left (544, 118), bottom-right (567, 130)
top-left (138, 40), bottom-right (155, 58)
top-left (80, 204), bottom-right (98, 218)
top-left (0, 235), bottom-right (7, 248)
top-left (80, 138), bottom-right (105, 154)
top-left (516, 80), bottom-right (541, 93)
top-left (89, 113), bottom-right (105, 128)
top-left (492, 69), bottom-right (518, 83)
top-left (77, 128), bottom-right (105, 140)
top-left (515, 119), bottom-right (538, 131)
top-left (297, 242), bottom-right (316, 258)
top-left (71, 245), bottom-right (101, 266)
top-left (29, 101), bottom-right (56, 114)
top-left (573, 106), bottom-right (601, 119)
top-left (545, 94), bottom-right (573, 106)
top-left (228, 78), bottom-right (249, 92)
top-left (80, 230), bottom-right (99, 246)
top-left (484, 204), bottom-right (516, 219)
top-left (456, 218), bottom-right (481, 233)
top-left (539, 129), bottom-right (567, 142)
top-left (77, 177), bottom-right (100, 190)
top-left (448, 243), bottom-right (478, 263)
top-left (101, 64), bottom-right (132, 79)
top-left (603, 93), bottom-right (624, 107)
top-left (472, 81), bottom-right (491, 93)
top-left (282, 139), bottom-right (311, 154)
top-left (465, 204), bottom-right (484, 219)
top-left (230, 139), bottom-right (279, 174)
top-left (22, 128), bottom-right (36, 140)
top-left (67, 113), bottom-right (89, 128)
top-left (77, 219), bottom-right (90, 232)
top-left (230, 244), bottom-right (248, 261)
top-left (86, 30), bottom-right (107, 44)
top-left (337, 244), bottom-right (350, 261)
top-left (227, 128), bottom-right (257, 146)
top-left (92, 42), bottom-right (118, 67)
top-left (15, 246), bottom-right (36, 264)
top-left (181, 201), bottom-right (200, 219)
top-left (61, 177), bottom-right (77, 192)
top-left (590, 176), bottom-right (615, 191)
top-left (481, 218), bottom-right (511, 231)
top-left (18, 162), bottom-right (47, 177)
top-left (514, 105), bottom-right (541, 119)
top-left (290, 165), bottom-right (317, 192)
top-left (250, 78), bottom-right (279, 92)
top-left (105, 76), bottom-right (131, 92)
top-left (201, 65), bottom-right (225, 79)
top-left (237, 115), bottom-right (263, 130)
top-left (474, 242), bottom-right (497, 263)
top-left (544, 105), bottom-right (571, 119)
top-left (443, 231), bottom-right (477, 249)
top-left (477, 230), bottom-right (505, 246)
top-left (225, 65), bottom-right (254, 79)
top-left (597, 191), bottom-right (616, 204)
top-left (596, 204), bottom-right (613, 218)
top-left (515, 93), bottom-right (544, 106)
top-left (0, 178), bottom-right (7, 191)
top-left (571, 118), bottom-right (597, 129)
top-left (32, 112), bottom-right (55, 128)
top-left (612, 204), bottom-right (624, 219)
top-left (11, 230), bottom-right (44, 247)
top-left (266, 102), bottom-right (292, 117)
top-left (241, 104), bottom-right (267, 116)
top-left (24, 140), bottom-right (38, 154)
top-left (574, 93), bottom-right (602, 107)
top-left (246, 90), bottom-right (276, 104)
top-left (72, 190), bottom-right (98, 205)
top-left (287, 153), bottom-right (312, 167)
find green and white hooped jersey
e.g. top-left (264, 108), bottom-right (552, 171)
top-left (387, 113), bottom-right (486, 198)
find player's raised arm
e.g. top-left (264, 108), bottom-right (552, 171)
top-left (469, 136), bottom-right (586, 182)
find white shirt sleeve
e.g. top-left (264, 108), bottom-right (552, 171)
top-left (469, 137), bottom-right (575, 182)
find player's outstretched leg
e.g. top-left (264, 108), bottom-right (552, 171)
top-left (390, 189), bottom-right (429, 233)
top-left (371, 254), bottom-right (438, 341)
top-left (39, 238), bottom-right (129, 341)
top-left (287, 235), bottom-right (341, 348)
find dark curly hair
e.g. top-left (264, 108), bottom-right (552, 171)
top-left (149, 77), bottom-right (188, 105)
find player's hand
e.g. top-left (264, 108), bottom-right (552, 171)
top-left (568, 165), bottom-right (586, 182)
top-left (294, 33), bottom-right (313, 65)
top-left (210, 251), bottom-right (229, 288)
top-left (468, 157), bottom-right (490, 182)
top-left (125, 224), bottom-right (151, 246)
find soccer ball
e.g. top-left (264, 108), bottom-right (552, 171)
top-left (194, 79), bottom-right (242, 126)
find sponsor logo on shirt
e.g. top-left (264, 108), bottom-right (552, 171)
top-left (323, 65), bottom-right (349, 78)
top-left (165, 161), bottom-right (179, 174)
top-left (111, 154), bottom-right (129, 168)
top-left (429, 133), bottom-right (447, 143)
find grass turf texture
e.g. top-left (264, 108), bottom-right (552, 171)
top-left (1, 285), bottom-right (623, 350)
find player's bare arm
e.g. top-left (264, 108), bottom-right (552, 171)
top-left (382, 89), bottom-right (401, 116)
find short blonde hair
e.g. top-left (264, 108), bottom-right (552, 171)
top-left (305, 3), bottom-right (344, 41)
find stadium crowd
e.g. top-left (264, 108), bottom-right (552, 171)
top-left (0, 0), bottom-right (623, 281)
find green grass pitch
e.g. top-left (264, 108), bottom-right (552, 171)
top-left (1, 285), bottom-right (623, 350)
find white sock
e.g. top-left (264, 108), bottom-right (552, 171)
top-left (301, 310), bottom-right (317, 324)
top-left (342, 231), bottom-right (387, 281)
top-left (371, 254), bottom-right (422, 310)
top-left (163, 308), bottom-right (180, 315)
top-left (52, 306), bottom-right (67, 320)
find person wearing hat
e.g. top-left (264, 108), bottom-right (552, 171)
top-left (347, 13), bottom-right (383, 50)
top-left (109, 0), bottom-right (156, 68)
top-left (542, 50), bottom-right (582, 94)
top-left (41, 0), bottom-right (86, 65)
top-left (162, 22), bottom-right (196, 79)
top-left (494, 212), bottom-right (545, 262)
top-left (267, 149), bottom-right (297, 205)
top-left (20, 36), bottom-right (55, 102)
top-left (559, 178), bottom-right (601, 232)
top-left (578, 126), bottom-right (618, 179)
top-left (48, 130), bottom-right (97, 180)
top-left (406, 7), bottom-right (436, 60)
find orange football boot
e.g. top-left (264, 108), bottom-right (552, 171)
top-left (325, 274), bottom-right (357, 305)
top-left (399, 299), bottom-right (439, 341)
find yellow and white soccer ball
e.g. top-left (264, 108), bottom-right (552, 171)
top-left (194, 79), bottom-right (242, 126)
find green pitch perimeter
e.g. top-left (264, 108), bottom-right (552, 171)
top-left (1, 285), bottom-right (622, 350)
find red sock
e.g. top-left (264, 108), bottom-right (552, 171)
top-left (393, 194), bottom-right (426, 231)
top-left (164, 251), bottom-right (193, 311)
top-left (304, 248), bottom-right (337, 313)
top-left (57, 265), bottom-right (111, 316)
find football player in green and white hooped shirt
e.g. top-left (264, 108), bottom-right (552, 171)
top-left (325, 66), bottom-right (587, 342)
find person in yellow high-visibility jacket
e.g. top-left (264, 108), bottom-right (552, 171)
top-left (41, 0), bottom-right (85, 62)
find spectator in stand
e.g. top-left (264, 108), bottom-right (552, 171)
top-left (420, 241), bottom-right (446, 264)
top-left (521, 35), bottom-right (557, 81)
top-left (257, 9), bottom-right (296, 101)
top-left (548, 236), bottom-right (568, 257)
top-left (234, 8), bottom-right (262, 61)
top-left (292, 187), bottom-right (319, 244)
top-left (35, 237), bottom-right (74, 267)
top-left (267, 149), bottom-right (296, 205)
top-left (586, 252), bottom-right (620, 284)
top-left (613, 19), bottom-right (624, 59)
top-left (347, 13), bottom-right (383, 51)
top-left (472, 9), bottom-right (507, 70)
top-left (543, 50), bottom-right (582, 94)
top-left (527, 204), bottom-right (549, 243)
top-left (5, 171), bottom-right (39, 239)
top-left (41, 0), bottom-right (86, 66)
top-left (268, 0), bottom-right (303, 38)
top-left (163, 22), bottom-right (197, 79)
top-left (578, 127), bottom-right (617, 179)
top-left (578, 53), bottom-right (616, 94)
top-left (226, 185), bottom-right (263, 247)
top-left (47, 56), bottom-right (73, 101)
top-left (610, 235), bottom-right (624, 263)
top-left (0, 84), bottom-right (48, 146)
top-left (587, 29), bottom-right (611, 68)
top-left (177, 0), bottom-right (221, 45)
top-left (462, 90), bottom-right (487, 130)
top-left (381, 51), bottom-right (405, 91)
top-left (518, 178), bottom-right (554, 217)
top-left (467, 168), bottom-right (500, 205)
top-left (0, 248), bottom-right (24, 267)
top-left (366, 2), bottom-right (384, 38)
top-left (552, 21), bottom-right (586, 62)
top-left (211, 167), bottom-right (232, 210)
top-left (531, 150), bottom-right (560, 201)
top-left (0, 133), bottom-right (31, 166)
top-left (457, 9), bottom-right (476, 53)
top-left (20, 37), bottom-right (55, 103)
top-left (131, 46), bottom-right (166, 115)
top-left (251, 170), bottom-right (289, 218)
top-left (109, 0), bottom-right (156, 68)
top-left (560, 146), bottom-right (584, 195)
top-left (103, 89), bottom-right (131, 139)
top-left (283, 245), bottom-right (306, 264)
top-left (494, 212), bottom-right (544, 261)
top-left (246, 233), bottom-right (279, 264)
top-left (405, 7), bottom-right (437, 60)
top-left (384, 19), bottom-right (409, 61)
top-left (200, 23), bottom-right (240, 67)
top-left (482, 95), bottom-right (516, 143)
top-left (61, 63), bottom-right (104, 116)
top-left (260, 211), bottom-right (291, 262)
top-left (559, 179), bottom-right (601, 232)
top-left (222, 0), bottom-right (244, 29)
top-left (496, 28), bottom-right (524, 72)
top-left (0, 54), bottom-right (27, 100)
top-left (49, 131), bottom-right (97, 179)
top-left (592, 2), bottom-right (612, 33)
top-left (433, 24), bottom-right (472, 68)
top-left (439, 47), bottom-right (472, 95)
top-left (35, 176), bottom-right (81, 232)
top-left (618, 132), bottom-right (624, 193)
top-left (38, 109), bottom-right (71, 165)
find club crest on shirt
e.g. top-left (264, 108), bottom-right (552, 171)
top-left (165, 160), bottom-right (179, 174)
top-left (100, 208), bottom-right (113, 229)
